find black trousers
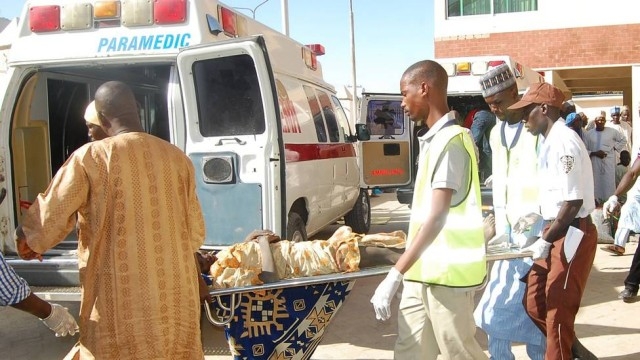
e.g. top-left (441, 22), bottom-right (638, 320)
top-left (625, 243), bottom-right (640, 291)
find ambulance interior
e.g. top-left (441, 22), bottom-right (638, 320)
top-left (10, 64), bottom-right (172, 254)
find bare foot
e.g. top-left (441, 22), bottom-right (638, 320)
top-left (483, 214), bottom-right (496, 242)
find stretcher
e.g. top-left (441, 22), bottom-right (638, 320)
top-left (201, 246), bottom-right (532, 360)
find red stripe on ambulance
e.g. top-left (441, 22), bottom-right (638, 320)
top-left (284, 143), bottom-right (356, 162)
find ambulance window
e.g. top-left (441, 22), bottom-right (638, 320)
top-left (366, 100), bottom-right (404, 136)
top-left (303, 85), bottom-right (327, 142)
top-left (47, 79), bottom-right (90, 172)
top-left (192, 55), bottom-right (265, 137)
top-left (331, 95), bottom-right (352, 142)
top-left (316, 91), bottom-right (340, 143)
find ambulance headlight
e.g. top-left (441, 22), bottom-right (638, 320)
top-left (202, 156), bottom-right (235, 184)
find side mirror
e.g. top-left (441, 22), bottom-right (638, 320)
top-left (355, 124), bottom-right (370, 141)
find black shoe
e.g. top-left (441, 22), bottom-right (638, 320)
top-left (572, 338), bottom-right (598, 360)
top-left (619, 288), bottom-right (638, 303)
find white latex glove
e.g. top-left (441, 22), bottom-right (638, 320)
top-left (370, 267), bottom-right (403, 321)
top-left (483, 175), bottom-right (494, 188)
top-left (41, 304), bottom-right (79, 337)
top-left (523, 238), bottom-right (552, 260)
top-left (603, 195), bottom-right (620, 219)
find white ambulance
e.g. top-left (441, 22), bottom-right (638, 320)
top-left (354, 56), bottom-right (544, 208)
top-left (0, 0), bottom-right (372, 286)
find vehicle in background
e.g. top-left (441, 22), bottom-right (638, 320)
top-left (356, 93), bottom-right (415, 193)
top-left (0, 0), bottom-right (371, 287)
top-left (365, 57), bottom-right (544, 215)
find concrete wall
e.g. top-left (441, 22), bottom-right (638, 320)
top-left (434, 24), bottom-right (640, 70)
top-left (572, 95), bottom-right (623, 122)
top-left (434, 0), bottom-right (640, 38)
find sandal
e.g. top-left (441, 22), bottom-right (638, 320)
top-left (601, 244), bottom-right (625, 255)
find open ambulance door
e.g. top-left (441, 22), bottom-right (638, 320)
top-left (176, 36), bottom-right (285, 246)
top-left (357, 94), bottom-right (412, 188)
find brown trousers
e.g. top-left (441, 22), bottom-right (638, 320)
top-left (524, 218), bottom-right (597, 360)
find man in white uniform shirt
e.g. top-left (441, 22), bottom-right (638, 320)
top-left (508, 82), bottom-right (598, 360)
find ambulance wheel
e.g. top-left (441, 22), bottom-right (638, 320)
top-left (344, 189), bottom-right (371, 233)
top-left (287, 212), bottom-right (308, 242)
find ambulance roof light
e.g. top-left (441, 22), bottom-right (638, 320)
top-left (302, 46), bottom-right (317, 70)
top-left (154, 0), bottom-right (187, 25)
top-left (94, 1), bottom-right (120, 19)
top-left (60, 3), bottom-right (93, 31)
top-left (30, 5), bottom-right (61, 33)
top-left (442, 63), bottom-right (456, 77)
top-left (455, 62), bottom-right (471, 76)
top-left (487, 60), bottom-right (506, 68)
top-left (218, 6), bottom-right (237, 37)
top-left (305, 44), bottom-right (325, 56)
top-left (470, 61), bottom-right (488, 75)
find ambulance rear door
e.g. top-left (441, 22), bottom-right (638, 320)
top-left (357, 93), bottom-right (412, 188)
top-left (176, 36), bottom-right (284, 246)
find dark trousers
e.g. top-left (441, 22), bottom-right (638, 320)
top-left (524, 218), bottom-right (597, 360)
top-left (625, 242), bottom-right (640, 291)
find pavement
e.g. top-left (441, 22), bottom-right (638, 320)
top-left (2, 192), bottom-right (639, 359)
top-left (205, 193), bottom-right (640, 360)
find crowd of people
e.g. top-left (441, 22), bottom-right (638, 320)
top-left (371, 61), bottom-right (638, 360)
top-left (2, 63), bottom-right (639, 360)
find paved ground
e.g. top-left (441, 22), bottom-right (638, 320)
top-left (204, 193), bottom-right (640, 359)
top-left (2, 192), bottom-right (639, 359)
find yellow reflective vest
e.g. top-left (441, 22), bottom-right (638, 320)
top-left (489, 121), bottom-right (539, 235)
top-left (404, 125), bottom-right (486, 287)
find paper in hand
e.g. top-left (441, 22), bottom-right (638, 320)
top-left (563, 226), bottom-right (584, 263)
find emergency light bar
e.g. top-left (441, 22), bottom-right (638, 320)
top-left (29, 0), bottom-right (188, 33)
top-left (30, 5), bottom-right (60, 32)
top-left (302, 46), bottom-right (317, 70)
top-left (305, 44), bottom-right (325, 56)
top-left (215, 5), bottom-right (248, 37)
top-left (442, 60), bottom-right (509, 76)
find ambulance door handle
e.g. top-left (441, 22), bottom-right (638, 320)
top-left (216, 137), bottom-right (246, 146)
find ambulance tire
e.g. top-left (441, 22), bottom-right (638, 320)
top-left (287, 212), bottom-right (308, 242)
top-left (344, 189), bottom-right (371, 234)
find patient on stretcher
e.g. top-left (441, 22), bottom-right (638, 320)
top-left (199, 226), bottom-right (406, 289)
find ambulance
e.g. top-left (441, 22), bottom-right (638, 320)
top-left (0, 0), bottom-right (372, 286)
top-left (354, 56), bottom-right (544, 208)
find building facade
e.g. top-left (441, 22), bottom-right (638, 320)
top-left (433, 0), bottom-right (640, 140)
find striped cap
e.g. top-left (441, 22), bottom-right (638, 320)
top-left (479, 63), bottom-right (516, 97)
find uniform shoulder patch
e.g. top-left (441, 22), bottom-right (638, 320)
top-left (560, 155), bottom-right (575, 174)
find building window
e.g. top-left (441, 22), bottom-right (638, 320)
top-left (493, 0), bottom-right (537, 13)
top-left (447, 0), bottom-right (537, 17)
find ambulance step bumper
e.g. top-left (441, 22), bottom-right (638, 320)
top-left (5, 256), bottom-right (79, 287)
top-left (31, 286), bottom-right (82, 302)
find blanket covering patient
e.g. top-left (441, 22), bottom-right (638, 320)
top-left (206, 226), bottom-right (406, 289)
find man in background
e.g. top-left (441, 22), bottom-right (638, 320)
top-left (584, 112), bottom-right (627, 204)
top-left (473, 64), bottom-right (545, 360)
top-left (603, 148), bottom-right (640, 302)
